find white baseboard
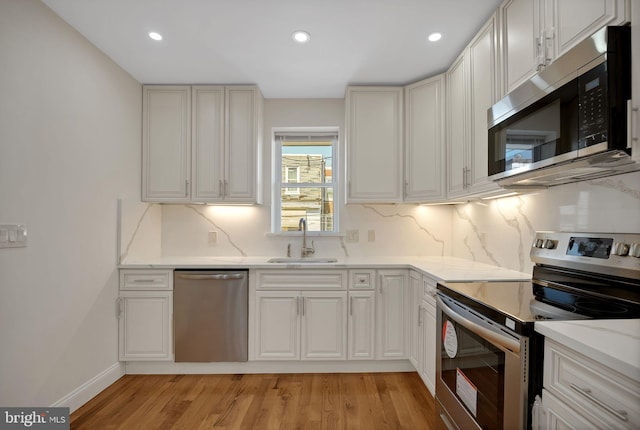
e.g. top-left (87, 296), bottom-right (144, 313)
top-left (51, 362), bottom-right (125, 413)
top-left (124, 359), bottom-right (415, 374)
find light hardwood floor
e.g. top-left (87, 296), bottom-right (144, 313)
top-left (70, 372), bottom-right (445, 429)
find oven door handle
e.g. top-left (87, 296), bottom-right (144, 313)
top-left (437, 295), bottom-right (521, 353)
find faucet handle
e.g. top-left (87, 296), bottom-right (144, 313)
top-left (308, 240), bottom-right (315, 255)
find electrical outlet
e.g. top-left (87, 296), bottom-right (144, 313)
top-left (346, 229), bottom-right (359, 243)
top-left (208, 231), bottom-right (218, 246)
top-left (368, 230), bottom-right (376, 242)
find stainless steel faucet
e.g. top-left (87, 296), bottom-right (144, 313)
top-left (298, 217), bottom-right (315, 258)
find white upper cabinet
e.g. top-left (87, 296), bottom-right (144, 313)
top-left (499, 0), bottom-right (629, 96)
top-left (467, 15), bottom-right (501, 196)
top-left (550, 0), bottom-right (629, 60)
top-left (142, 86), bottom-right (191, 201)
top-left (500, 0), bottom-right (543, 95)
top-left (143, 85), bottom-right (263, 204)
top-left (404, 75), bottom-right (447, 202)
top-left (224, 86), bottom-right (262, 203)
top-left (346, 87), bottom-right (403, 203)
top-left (191, 86), bottom-right (224, 201)
top-left (446, 52), bottom-right (468, 198)
top-left (447, 14), bottom-right (501, 199)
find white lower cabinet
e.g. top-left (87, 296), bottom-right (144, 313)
top-left (539, 338), bottom-right (640, 429)
top-left (118, 269), bottom-right (173, 361)
top-left (253, 269), bottom-right (411, 363)
top-left (410, 272), bottom-right (437, 395)
top-left (253, 272), bottom-right (348, 361)
top-left (254, 291), bottom-right (300, 360)
top-left (118, 291), bottom-right (173, 361)
top-left (255, 291), bottom-right (348, 360)
top-left (347, 269), bottom-right (376, 360)
top-left (377, 270), bottom-right (409, 359)
top-left (422, 293), bottom-right (437, 395)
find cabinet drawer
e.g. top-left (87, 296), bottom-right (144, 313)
top-left (255, 270), bottom-right (347, 290)
top-left (120, 269), bottom-right (173, 291)
top-left (544, 339), bottom-right (640, 429)
top-left (349, 270), bottom-right (376, 290)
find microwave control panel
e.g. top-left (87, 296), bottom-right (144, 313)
top-left (578, 62), bottom-right (608, 148)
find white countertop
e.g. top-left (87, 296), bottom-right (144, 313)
top-left (119, 255), bottom-right (531, 283)
top-left (535, 319), bottom-right (640, 382)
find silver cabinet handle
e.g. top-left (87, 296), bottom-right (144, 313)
top-left (133, 279), bottom-right (155, 283)
top-left (224, 180), bottom-right (228, 198)
top-left (350, 296), bottom-right (353, 316)
top-left (570, 384), bottom-right (628, 422)
top-left (417, 304), bottom-right (422, 326)
top-left (116, 298), bottom-right (123, 318)
top-left (302, 297), bottom-right (305, 316)
top-left (296, 296), bottom-right (300, 316)
top-left (379, 275), bottom-right (383, 295)
top-left (404, 180), bottom-right (408, 198)
top-left (219, 179), bottom-right (223, 197)
top-left (185, 179), bottom-right (189, 196)
top-left (176, 273), bottom-right (245, 281)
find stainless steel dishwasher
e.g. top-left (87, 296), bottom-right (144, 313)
top-left (174, 270), bottom-right (248, 362)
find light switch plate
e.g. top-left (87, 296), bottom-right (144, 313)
top-left (0, 224), bottom-right (27, 248)
top-left (208, 231), bottom-right (218, 246)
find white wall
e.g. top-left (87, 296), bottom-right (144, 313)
top-left (0, 0), bottom-right (140, 408)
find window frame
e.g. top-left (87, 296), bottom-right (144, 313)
top-left (272, 128), bottom-right (339, 235)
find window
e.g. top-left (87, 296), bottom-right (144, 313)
top-left (273, 130), bottom-right (338, 233)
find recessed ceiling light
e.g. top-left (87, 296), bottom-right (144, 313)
top-left (428, 32), bottom-right (442, 42)
top-left (149, 32), bottom-right (163, 41)
top-left (292, 30), bottom-right (311, 43)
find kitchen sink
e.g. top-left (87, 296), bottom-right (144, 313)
top-left (267, 257), bottom-right (338, 264)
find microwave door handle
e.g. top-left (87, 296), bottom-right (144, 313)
top-left (437, 295), bottom-right (521, 353)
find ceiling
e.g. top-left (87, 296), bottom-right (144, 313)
top-left (41, 0), bottom-right (502, 98)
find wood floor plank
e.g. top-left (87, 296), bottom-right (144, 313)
top-left (70, 372), bottom-right (440, 430)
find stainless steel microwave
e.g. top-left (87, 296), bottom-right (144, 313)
top-left (488, 26), bottom-right (637, 188)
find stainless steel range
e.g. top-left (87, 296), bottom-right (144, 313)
top-left (435, 231), bottom-right (640, 430)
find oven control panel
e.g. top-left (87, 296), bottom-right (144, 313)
top-left (531, 231), bottom-right (640, 279)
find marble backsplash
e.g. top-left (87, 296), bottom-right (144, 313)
top-left (119, 171), bottom-right (640, 272)
top-left (451, 171), bottom-right (640, 273)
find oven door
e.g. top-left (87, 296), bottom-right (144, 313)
top-left (436, 293), bottom-right (528, 430)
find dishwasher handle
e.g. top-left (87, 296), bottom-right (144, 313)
top-left (176, 273), bottom-right (245, 281)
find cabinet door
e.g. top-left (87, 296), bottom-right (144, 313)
top-left (118, 291), bottom-right (173, 361)
top-left (467, 15), bottom-right (502, 196)
top-left (348, 291), bottom-right (376, 360)
top-left (224, 86), bottom-right (262, 203)
top-left (191, 86), bottom-right (225, 202)
top-left (408, 271), bottom-right (422, 367)
top-left (500, 0), bottom-right (543, 95)
top-left (254, 291), bottom-right (300, 360)
top-left (446, 52), bottom-right (468, 198)
top-left (142, 86), bottom-right (191, 202)
top-left (377, 270), bottom-right (409, 359)
top-left (423, 300), bottom-right (437, 396)
top-left (346, 87), bottom-right (403, 203)
top-left (301, 292), bottom-right (347, 360)
top-left (404, 75), bottom-right (446, 202)
top-left (551, 0), bottom-right (629, 60)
